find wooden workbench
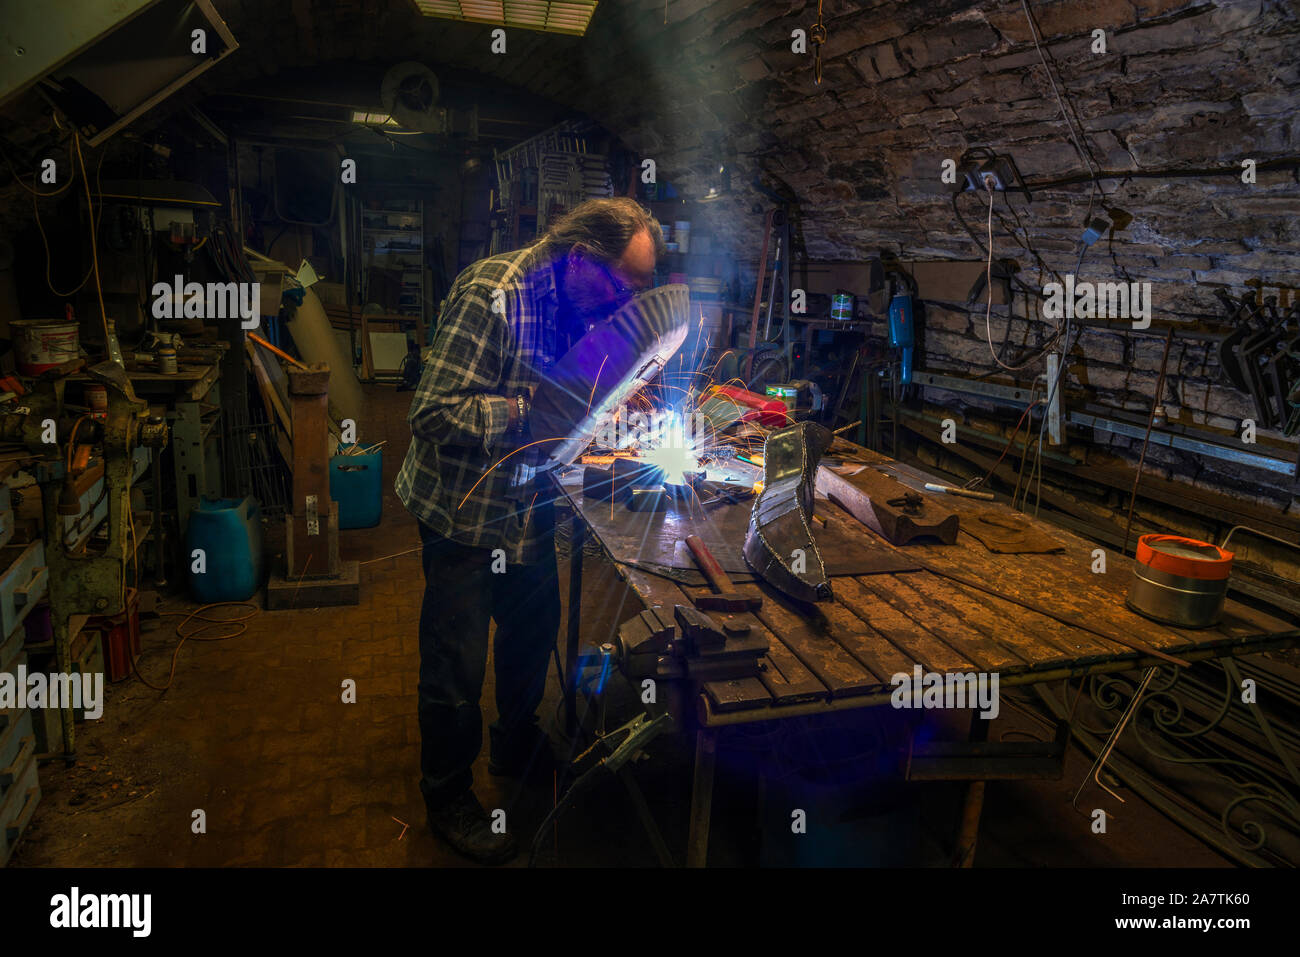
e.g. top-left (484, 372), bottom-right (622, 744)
top-left (554, 441), bottom-right (1298, 865)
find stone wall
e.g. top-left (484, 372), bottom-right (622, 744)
top-left (596, 0), bottom-right (1300, 507)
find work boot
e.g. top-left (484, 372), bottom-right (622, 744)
top-left (426, 791), bottom-right (518, 865)
top-left (488, 723), bottom-right (558, 780)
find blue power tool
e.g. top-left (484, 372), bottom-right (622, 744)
top-left (886, 272), bottom-right (916, 385)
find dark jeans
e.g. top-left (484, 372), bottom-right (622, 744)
top-left (416, 503), bottom-right (560, 809)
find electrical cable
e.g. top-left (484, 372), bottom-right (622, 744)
top-left (73, 133), bottom-right (112, 346)
top-left (23, 139), bottom-right (107, 299)
top-left (979, 181), bottom-right (1061, 372)
top-left (0, 139), bottom-right (76, 197)
top-left (130, 602), bottom-right (260, 692)
top-left (963, 386), bottom-right (1042, 492)
top-left (1019, 0), bottom-right (1104, 223)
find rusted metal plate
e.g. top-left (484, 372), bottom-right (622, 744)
top-left (817, 462), bottom-right (959, 545)
top-left (702, 677), bottom-right (772, 712)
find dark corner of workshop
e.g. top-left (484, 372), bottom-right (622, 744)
top-left (0, 0), bottom-right (1296, 914)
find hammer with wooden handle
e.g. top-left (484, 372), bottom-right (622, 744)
top-left (684, 535), bottom-right (763, 612)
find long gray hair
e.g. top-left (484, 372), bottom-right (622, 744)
top-left (539, 197), bottom-right (667, 263)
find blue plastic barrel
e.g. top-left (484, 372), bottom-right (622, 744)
top-left (330, 445), bottom-right (383, 529)
top-left (186, 497), bottom-right (264, 602)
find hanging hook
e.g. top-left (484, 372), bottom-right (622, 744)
top-left (810, 0), bottom-right (827, 84)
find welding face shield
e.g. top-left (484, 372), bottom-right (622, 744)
top-left (527, 284), bottom-right (692, 478)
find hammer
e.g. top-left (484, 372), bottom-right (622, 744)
top-left (684, 535), bottom-right (762, 612)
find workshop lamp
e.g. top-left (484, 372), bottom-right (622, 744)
top-left (410, 1), bottom-right (599, 36)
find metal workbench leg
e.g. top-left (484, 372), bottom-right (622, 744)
top-left (53, 615), bottom-right (75, 765)
top-left (952, 711), bottom-right (990, 868)
top-left (618, 765), bottom-right (675, 868)
top-left (564, 510), bottom-right (585, 738)
top-left (686, 728), bottom-right (717, 868)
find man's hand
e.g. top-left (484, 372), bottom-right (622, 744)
top-left (503, 392), bottom-right (531, 447)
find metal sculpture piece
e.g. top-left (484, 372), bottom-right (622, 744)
top-left (529, 284), bottom-right (691, 472)
top-left (743, 421), bottom-right (834, 603)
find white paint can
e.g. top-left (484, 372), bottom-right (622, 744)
top-left (12, 319), bottom-right (79, 374)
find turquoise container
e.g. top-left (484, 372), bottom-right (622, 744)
top-left (186, 496), bottom-right (264, 602)
top-left (330, 445), bottom-right (383, 529)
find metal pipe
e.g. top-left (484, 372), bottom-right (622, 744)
top-left (152, 447), bottom-right (167, 587)
top-left (1219, 524), bottom-right (1300, 553)
top-left (762, 235), bottom-right (782, 341)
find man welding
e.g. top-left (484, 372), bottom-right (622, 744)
top-left (396, 197), bottom-right (665, 864)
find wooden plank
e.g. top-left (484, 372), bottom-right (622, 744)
top-left (360, 313), bottom-right (375, 380)
top-left (913, 537), bottom-right (1192, 657)
top-left (679, 582), bottom-right (826, 704)
top-left (866, 573), bottom-right (1031, 673)
top-left (903, 573), bottom-right (1118, 666)
top-left (1074, 465), bottom-right (1300, 541)
top-left (827, 439), bottom-right (1203, 660)
top-left (833, 575), bottom-right (983, 674)
top-left (812, 599), bottom-right (917, 686)
top-left (748, 590), bottom-right (882, 697)
top-left (245, 341), bottom-right (293, 469)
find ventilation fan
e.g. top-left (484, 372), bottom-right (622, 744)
top-left (380, 62), bottom-right (444, 133)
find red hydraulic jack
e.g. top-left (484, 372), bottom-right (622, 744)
top-left (266, 361), bottom-right (360, 609)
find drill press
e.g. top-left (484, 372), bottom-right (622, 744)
top-left (0, 359), bottom-right (167, 763)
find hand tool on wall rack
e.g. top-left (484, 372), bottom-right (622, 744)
top-left (1216, 293), bottom-right (1300, 432)
top-left (762, 232), bottom-right (784, 342)
top-left (745, 207), bottom-right (788, 382)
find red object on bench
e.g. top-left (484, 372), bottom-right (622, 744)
top-left (708, 385), bottom-right (791, 428)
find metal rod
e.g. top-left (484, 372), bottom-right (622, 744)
top-left (565, 510), bottom-right (585, 737)
top-left (152, 447), bottom-right (167, 587)
top-left (1219, 524), bottom-right (1300, 553)
top-left (762, 235), bottom-right (782, 341)
top-left (1072, 666), bottom-right (1158, 808)
top-left (1121, 327), bottom-right (1175, 556)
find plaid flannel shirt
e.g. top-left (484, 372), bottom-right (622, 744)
top-left (396, 241), bottom-right (565, 565)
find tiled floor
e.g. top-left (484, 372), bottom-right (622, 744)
top-left (10, 384), bottom-right (1229, 868)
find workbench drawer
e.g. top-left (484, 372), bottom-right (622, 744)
top-left (0, 485), bottom-right (12, 549)
top-left (0, 541), bottom-right (46, 639)
top-left (0, 619), bottom-right (23, 675)
top-left (0, 709), bottom-right (35, 802)
top-left (0, 747), bottom-right (39, 866)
